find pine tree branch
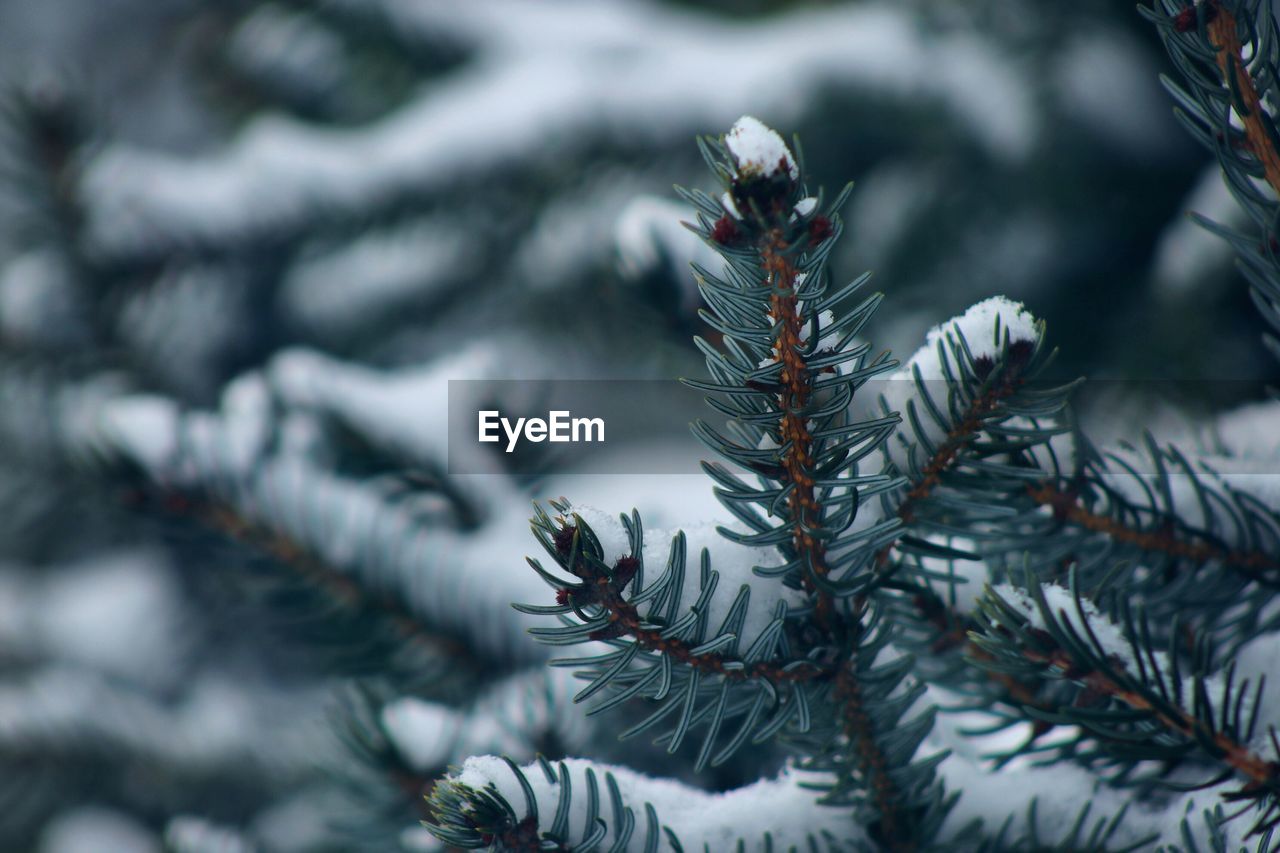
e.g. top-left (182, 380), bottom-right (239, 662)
top-left (909, 587), bottom-right (1054, 719)
top-left (552, 523), bottom-right (824, 685)
top-left (878, 342), bottom-right (1033, 569)
top-left (894, 377), bottom-right (1277, 750)
top-left (135, 486), bottom-right (475, 668)
top-left (763, 230), bottom-right (837, 627)
top-left (1017, 625), bottom-right (1280, 816)
top-left (515, 125), bottom-right (948, 850)
top-left (973, 580), bottom-right (1280, 834)
top-left (834, 638), bottom-right (915, 853)
top-left (891, 351), bottom-right (1032, 527)
top-left (1149, 0), bottom-right (1280, 350)
top-left (878, 347), bottom-right (1056, 727)
top-left (1027, 479), bottom-right (1280, 580)
top-left (1008, 622), bottom-right (1280, 824)
top-left (1207, 4), bottom-right (1280, 195)
top-left (724, 143), bottom-right (937, 850)
top-left (209, 502), bottom-right (470, 658)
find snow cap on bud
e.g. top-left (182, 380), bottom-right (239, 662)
top-left (725, 116), bottom-right (798, 181)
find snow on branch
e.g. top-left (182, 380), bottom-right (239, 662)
top-left (556, 504), bottom-right (810, 655)
top-left (724, 116), bottom-right (798, 181)
top-left (0, 667), bottom-right (334, 783)
top-left (430, 755), bottom-right (857, 851)
top-left (876, 296), bottom-right (1048, 475)
top-left (972, 574), bottom-right (1280, 835)
top-left (278, 217), bottom-right (483, 343)
top-left (0, 353), bottom-right (557, 664)
top-left (381, 668), bottom-right (591, 774)
top-left (81, 1), bottom-right (1034, 258)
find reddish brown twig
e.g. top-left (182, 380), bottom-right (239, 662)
top-left (1208, 6), bottom-right (1280, 194)
top-left (834, 658), bottom-right (916, 853)
top-left (1014, 625), bottom-right (1280, 807)
top-left (761, 230), bottom-right (838, 628)
top-left (1028, 481), bottom-right (1280, 578)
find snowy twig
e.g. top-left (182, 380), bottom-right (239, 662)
top-left (1027, 478), bottom-right (1280, 583)
top-left (973, 578), bottom-right (1280, 835)
top-left (175, 492), bottom-right (477, 668)
top-left (541, 518), bottom-right (823, 685)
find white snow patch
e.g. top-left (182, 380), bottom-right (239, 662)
top-left (39, 807), bottom-right (160, 853)
top-left (267, 342), bottom-right (545, 479)
top-left (917, 296), bottom-right (1039, 370)
top-left (1151, 163), bottom-right (1245, 300)
top-left (615, 194), bottom-right (721, 315)
top-left (34, 552), bottom-right (186, 687)
top-left (937, 748), bottom-right (1177, 848)
top-left (99, 395), bottom-right (180, 475)
top-left (725, 116), bottom-right (797, 180)
top-left (82, 3), bottom-right (1036, 257)
top-left (381, 698), bottom-right (462, 771)
top-left (1212, 400), bottom-right (1280, 458)
top-left (217, 374), bottom-right (273, 473)
top-left (450, 756), bottom-right (856, 851)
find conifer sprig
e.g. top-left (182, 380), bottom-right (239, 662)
top-left (1145, 0), bottom-right (1280, 352)
top-left (1027, 481), bottom-right (1280, 580)
top-left (971, 570), bottom-right (1280, 835)
top-left (993, 439), bottom-right (1280, 655)
top-left (485, 118), bottom-right (949, 850)
top-left (428, 88), bottom-right (1280, 847)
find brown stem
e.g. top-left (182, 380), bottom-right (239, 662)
top-left (1208, 6), bottom-right (1280, 194)
top-left (834, 658), bottom-right (916, 853)
top-left (761, 221), bottom-right (919, 850)
top-left (762, 231), bottom-right (835, 626)
top-left (895, 359), bottom-right (1029, 526)
top-left (594, 591), bottom-right (822, 683)
top-left (558, 533), bottom-right (825, 684)
top-left (1020, 633), bottom-right (1280, 796)
top-left (1027, 481), bottom-right (1280, 578)
top-left (760, 235), bottom-right (919, 846)
top-left (881, 361), bottom-right (1057, 727)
